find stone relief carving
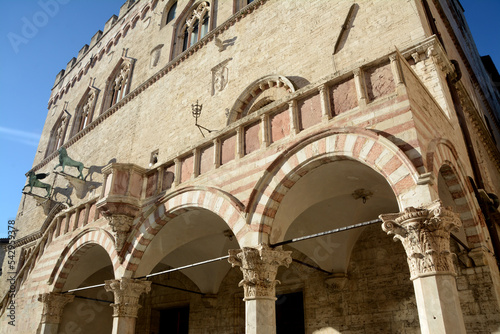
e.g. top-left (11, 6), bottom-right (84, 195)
top-left (211, 59), bottom-right (231, 95)
top-left (228, 244), bottom-right (292, 299)
top-left (379, 200), bottom-right (462, 279)
top-left (105, 214), bottom-right (134, 253)
top-left (104, 278), bottom-right (151, 318)
top-left (150, 44), bottom-right (164, 69)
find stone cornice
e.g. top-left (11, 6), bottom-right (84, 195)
top-left (455, 80), bottom-right (500, 172)
top-left (402, 35), bottom-right (500, 172)
top-left (401, 35), bottom-right (455, 76)
top-left (430, 0), bottom-right (500, 134)
top-left (12, 202), bottom-right (64, 248)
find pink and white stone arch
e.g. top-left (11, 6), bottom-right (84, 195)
top-left (49, 228), bottom-right (119, 292)
top-left (427, 138), bottom-right (486, 247)
top-left (247, 127), bottom-right (422, 241)
top-left (122, 186), bottom-right (249, 277)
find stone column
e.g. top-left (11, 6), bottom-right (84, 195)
top-left (38, 292), bottom-right (74, 334)
top-left (104, 278), bottom-right (152, 334)
top-left (380, 200), bottom-right (466, 334)
top-left (229, 244), bottom-right (292, 334)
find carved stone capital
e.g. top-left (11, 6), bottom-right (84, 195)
top-left (38, 292), bottom-right (74, 324)
top-left (105, 214), bottom-right (134, 253)
top-left (104, 278), bottom-right (151, 318)
top-left (228, 244), bottom-right (292, 300)
top-left (380, 200), bottom-right (462, 279)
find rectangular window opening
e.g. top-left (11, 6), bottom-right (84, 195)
top-left (276, 291), bottom-right (305, 334)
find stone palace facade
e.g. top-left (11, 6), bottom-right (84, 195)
top-left (1, 0), bottom-right (500, 333)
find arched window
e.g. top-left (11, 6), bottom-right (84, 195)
top-left (45, 111), bottom-right (70, 157)
top-left (234, 0), bottom-right (254, 13)
top-left (101, 57), bottom-right (135, 113)
top-left (166, 1), bottom-right (177, 24)
top-left (70, 87), bottom-right (99, 137)
top-left (181, 2), bottom-right (211, 52)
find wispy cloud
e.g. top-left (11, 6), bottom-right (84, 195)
top-left (0, 126), bottom-right (40, 147)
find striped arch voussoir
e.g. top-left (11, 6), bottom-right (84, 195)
top-left (427, 138), bottom-right (483, 245)
top-left (50, 228), bottom-right (118, 292)
top-left (122, 186), bottom-right (247, 276)
top-left (250, 128), bottom-right (420, 232)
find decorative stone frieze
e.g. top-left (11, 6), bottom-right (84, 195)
top-left (228, 244), bottom-right (292, 300)
top-left (380, 200), bottom-right (462, 279)
top-left (104, 278), bottom-right (151, 318)
top-left (38, 292), bottom-right (74, 324)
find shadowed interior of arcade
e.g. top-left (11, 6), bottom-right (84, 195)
top-left (58, 245), bottom-right (114, 334)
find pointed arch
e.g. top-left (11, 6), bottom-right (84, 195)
top-left (247, 128), bottom-right (421, 239)
top-left (69, 86), bottom-right (99, 137)
top-left (227, 75), bottom-right (296, 124)
top-left (122, 186), bottom-right (248, 276)
top-left (45, 110), bottom-right (70, 158)
top-left (100, 56), bottom-right (135, 114)
top-left (49, 228), bottom-right (119, 292)
top-left (170, 1), bottom-right (214, 58)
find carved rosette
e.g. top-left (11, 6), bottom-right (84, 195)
top-left (104, 278), bottom-right (151, 318)
top-left (106, 214), bottom-right (134, 252)
top-left (38, 292), bottom-right (75, 324)
top-left (228, 244), bottom-right (292, 300)
top-left (380, 201), bottom-right (462, 280)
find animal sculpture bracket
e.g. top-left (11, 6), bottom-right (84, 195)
top-left (54, 147), bottom-right (88, 180)
top-left (23, 171), bottom-right (51, 198)
top-left (22, 171), bottom-right (56, 214)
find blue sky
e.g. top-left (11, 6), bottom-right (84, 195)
top-left (0, 0), bottom-right (499, 239)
